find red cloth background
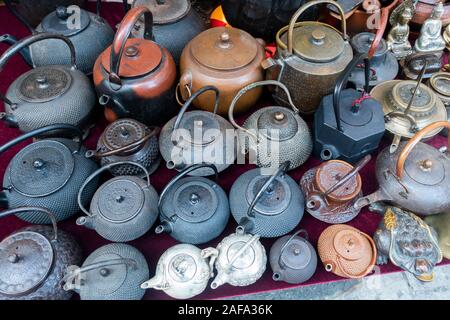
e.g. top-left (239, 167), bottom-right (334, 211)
top-left (0, 2), bottom-right (448, 300)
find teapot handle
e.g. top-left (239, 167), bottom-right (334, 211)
top-left (228, 80), bottom-right (298, 144)
top-left (276, 229), bottom-right (309, 272)
top-left (367, 0), bottom-right (399, 58)
top-left (228, 233), bottom-right (261, 268)
top-left (77, 161), bottom-right (151, 217)
top-left (396, 121), bottom-right (450, 180)
top-left (0, 207), bottom-right (58, 242)
top-left (62, 258), bottom-right (137, 291)
top-left (109, 6), bottom-right (153, 87)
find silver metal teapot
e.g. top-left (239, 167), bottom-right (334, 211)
top-left (229, 80), bottom-right (312, 170)
top-left (159, 86), bottom-right (236, 176)
top-left (0, 207), bottom-right (82, 300)
top-left (76, 161), bottom-right (159, 243)
top-left (355, 121), bottom-right (450, 216)
top-left (269, 229), bottom-right (317, 284)
top-left (0, 124), bottom-right (99, 224)
top-left (155, 163), bottom-right (230, 244)
top-left (62, 243), bottom-right (149, 300)
top-left (0, 33), bottom-right (96, 135)
top-left (141, 244), bottom-right (217, 299)
top-left (210, 228), bottom-right (267, 289)
top-left (229, 161), bottom-right (305, 238)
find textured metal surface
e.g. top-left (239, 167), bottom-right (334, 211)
top-left (256, 109), bottom-right (298, 141)
top-left (133, 0), bottom-right (190, 24)
top-left (173, 181), bottom-right (218, 222)
top-left (104, 119), bottom-right (146, 151)
top-left (246, 175), bottom-right (291, 216)
top-left (41, 7), bottom-right (90, 36)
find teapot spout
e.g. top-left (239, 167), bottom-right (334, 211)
top-left (354, 189), bottom-right (391, 211)
top-left (0, 113), bottom-right (18, 128)
top-left (141, 273), bottom-right (167, 291)
top-left (166, 159), bottom-right (185, 170)
top-left (0, 191), bottom-right (8, 208)
top-left (272, 271), bottom-right (284, 282)
top-left (155, 220), bottom-right (173, 235)
top-left (238, 217), bottom-right (254, 234)
top-left (210, 272), bottom-right (228, 290)
top-left (0, 34), bottom-right (32, 66)
top-left (76, 216), bottom-right (94, 229)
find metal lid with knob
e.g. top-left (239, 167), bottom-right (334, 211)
top-left (132, 0), bottom-right (190, 24)
top-left (428, 72), bottom-right (450, 106)
top-left (41, 6), bottom-right (91, 36)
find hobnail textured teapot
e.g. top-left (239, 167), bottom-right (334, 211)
top-left (86, 118), bottom-right (161, 177)
top-left (63, 243), bottom-right (149, 300)
top-left (155, 163), bottom-right (230, 244)
top-left (211, 228), bottom-right (267, 289)
top-left (229, 80), bottom-right (312, 170)
top-left (229, 161), bottom-right (305, 238)
top-left (270, 229), bottom-right (317, 284)
top-left (76, 162), bottom-right (159, 243)
top-left (0, 207), bottom-right (82, 300)
top-left (159, 86), bottom-right (236, 176)
top-left (0, 124), bottom-right (99, 224)
top-left (0, 33), bottom-right (96, 135)
top-left (354, 122), bottom-right (450, 216)
top-left (141, 244), bottom-right (217, 299)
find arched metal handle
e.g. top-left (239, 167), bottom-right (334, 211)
top-left (367, 0), bottom-right (399, 58)
top-left (228, 233), bottom-right (260, 268)
top-left (277, 229), bottom-right (309, 270)
top-left (0, 34), bottom-right (32, 66)
top-left (0, 207), bottom-right (58, 241)
top-left (77, 161), bottom-right (151, 216)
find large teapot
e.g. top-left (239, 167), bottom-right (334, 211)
top-left (0, 124), bottom-right (99, 224)
top-left (63, 243), bottom-right (149, 300)
top-left (0, 207), bottom-right (82, 300)
top-left (354, 121), bottom-right (450, 216)
top-left (93, 6), bottom-right (177, 126)
top-left (0, 33), bottom-right (96, 135)
top-left (155, 163), bottom-right (230, 244)
top-left (229, 80), bottom-right (312, 170)
top-left (141, 244), bottom-right (217, 299)
top-left (159, 86), bottom-right (236, 176)
top-left (229, 161), bottom-right (304, 238)
top-left (76, 162), bottom-right (159, 243)
top-left (264, 0), bottom-right (353, 114)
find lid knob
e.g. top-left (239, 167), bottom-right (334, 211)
top-left (125, 46), bottom-right (139, 57)
top-left (7, 253), bottom-right (19, 264)
top-left (99, 268), bottom-right (110, 277)
top-left (219, 32), bottom-right (232, 49)
top-left (119, 126), bottom-right (129, 137)
top-left (311, 29), bottom-right (326, 45)
top-left (56, 6), bottom-right (69, 20)
top-left (274, 111), bottom-right (285, 121)
top-left (420, 159), bottom-right (433, 171)
top-left (36, 76), bottom-right (49, 89)
top-left (189, 193), bottom-right (200, 204)
top-left (115, 195), bottom-right (125, 203)
top-left (293, 248), bottom-right (301, 256)
top-left (33, 159), bottom-right (45, 170)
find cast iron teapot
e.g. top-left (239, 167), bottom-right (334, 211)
top-left (0, 124), bottom-right (99, 224)
top-left (354, 121), bottom-right (450, 216)
top-left (0, 33), bottom-right (96, 135)
top-left (76, 161), bottom-right (159, 243)
top-left (63, 243), bottom-right (149, 300)
top-left (159, 86), bottom-right (236, 176)
top-left (229, 80), bottom-right (312, 170)
top-left (0, 207), bottom-right (82, 300)
top-left (314, 52), bottom-right (385, 163)
top-left (229, 161), bottom-right (305, 238)
top-left (155, 163), bottom-right (230, 244)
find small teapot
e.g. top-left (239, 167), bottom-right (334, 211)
top-left (229, 161), bottom-right (304, 238)
top-left (229, 80), bottom-right (312, 170)
top-left (270, 229), bottom-right (317, 284)
top-left (86, 118), bottom-right (161, 177)
top-left (0, 207), bottom-right (82, 300)
top-left (354, 121), bottom-right (450, 216)
top-left (77, 161), bottom-right (159, 243)
top-left (0, 124), bottom-right (99, 224)
top-left (318, 224), bottom-right (377, 279)
top-left (159, 86), bottom-right (236, 176)
top-left (63, 243), bottom-right (149, 300)
top-left (0, 33), bottom-right (96, 135)
top-left (300, 155), bottom-right (370, 224)
top-left (155, 163), bottom-right (230, 244)
top-left (141, 244), bottom-right (217, 299)
top-left (211, 228), bottom-right (267, 289)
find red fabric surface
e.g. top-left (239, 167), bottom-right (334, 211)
top-left (0, 2), bottom-right (448, 300)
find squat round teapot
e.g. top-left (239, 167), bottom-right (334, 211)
top-left (76, 161), bottom-right (159, 243)
top-left (0, 33), bottom-right (96, 134)
top-left (155, 163), bottom-right (230, 244)
top-left (355, 121), bottom-right (450, 216)
top-left (229, 80), bottom-right (312, 171)
top-left (159, 86), bottom-right (236, 176)
top-left (0, 124), bottom-right (99, 224)
top-left (0, 207), bottom-right (82, 300)
top-left (63, 243), bottom-right (149, 300)
top-left (141, 244), bottom-right (217, 299)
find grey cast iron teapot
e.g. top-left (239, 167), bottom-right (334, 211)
top-left (76, 161), bottom-right (159, 243)
top-left (0, 124), bottom-right (99, 224)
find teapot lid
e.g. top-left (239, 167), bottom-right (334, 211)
top-left (429, 72), bottom-right (450, 98)
top-left (41, 6), bottom-right (91, 36)
top-left (176, 111), bottom-right (221, 146)
top-left (96, 178), bottom-right (145, 223)
top-left (227, 240), bottom-right (256, 270)
top-left (133, 0), bottom-right (190, 24)
top-left (102, 119), bottom-right (148, 153)
top-left (390, 81), bottom-right (436, 116)
top-left (190, 27), bottom-right (258, 71)
top-left (9, 140), bottom-right (75, 197)
top-left (351, 32), bottom-right (388, 58)
top-left (257, 108), bottom-right (298, 141)
top-left (16, 67), bottom-right (72, 103)
top-left (333, 229), bottom-right (368, 261)
top-left (280, 238), bottom-right (312, 270)
top-left (0, 231), bottom-right (54, 297)
top-left (168, 252), bottom-right (198, 283)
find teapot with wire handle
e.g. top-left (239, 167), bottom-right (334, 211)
top-left (76, 161), bottom-right (159, 243)
top-left (0, 124), bottom-right (99, 224)
top-left (155, 163), bottom-right (230, 244)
